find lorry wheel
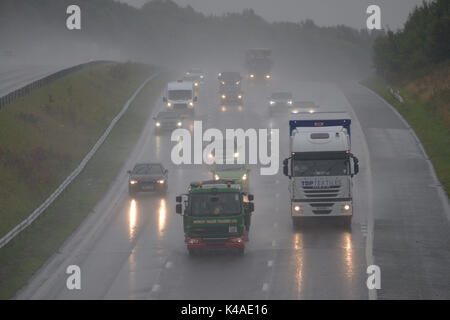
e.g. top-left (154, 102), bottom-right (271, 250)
top-left (236, 247), bottom-right (245, 255)
top-left (188, 248), bottom-right (197, 256)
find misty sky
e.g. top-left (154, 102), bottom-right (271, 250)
top-left (119, 0), bottom-right (424, 30)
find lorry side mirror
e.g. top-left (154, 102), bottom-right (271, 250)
top-left (247, 194), bottom-right (254, 201)
top-left (165, 169), bottom-right (168, 174)
top-left (176, 204), bottom-right (182, 214)
top-left (163, 97), bottom-right (167, 102)
top-left (176, 196), bottom-right (182, 203)
top-left (283, 159), bottom-right (289, 177)
top-left (194, 96), bottom-right (198, 102)
top-left (352, 155), bottom-right (359, 175)
top-left (248, 202), bottom-right (254, 213)
top-left (354, 161), bottom-right (359, 175)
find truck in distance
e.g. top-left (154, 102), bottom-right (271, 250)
top-left (282, 112), bottom-right (359, 227)
top-left (163, 80), bottom-right (197, 115)
top-left (176, 180), bottom-right (255, 255)
top-left (218, 71), bottom-right (244, 105)
top-left (183, 68), bottom-right (205, 88)
top-left (245, 48), bottom-right (273, 81)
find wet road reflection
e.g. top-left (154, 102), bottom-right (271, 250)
top-left (128, 199), bottom-right (138, 240)
top-left (158, 198), bottom-right (167, 236)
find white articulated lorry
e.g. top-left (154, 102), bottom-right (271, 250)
top-left (282, 112), bottom-right (359, 227)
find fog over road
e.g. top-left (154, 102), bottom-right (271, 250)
top-left (16, 67), bottom-right (450, 300)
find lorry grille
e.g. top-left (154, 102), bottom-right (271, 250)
top-left (174, 103), bottom-right (187, 109)
top-left (303, 185), bottom-right (340, 198)
top-left (191, 226), bottom-right (230, 235)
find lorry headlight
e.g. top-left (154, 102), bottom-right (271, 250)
top-left (130, 180), bottom-right (138, 185)
top-left (235, 81), bottom-right (240, 85)
top-left (291, 109), bottom-right (299, 114)
top-left (343, 204), bottom-right (351, 211)
top-left (234, 152), bottom-right (239, 158)
top-left (249, 74), bottom-right (254, 78)
top-left (194, 82), bottom-right (198, 87)
top-left (200, 75), bottom-right (204, 79)
top-left (188, 238), bottom-right (200, 244)
top-left (270, 100), bottom-right (275, 105)
top-left (221, 94), bottom-right (226, 99)
top-left (214, 174), bottom-right (220, 180)
top-left (221, 81), bottom-right (225, 85)
top-left (177, 121), bottom-right (182, 127)
top-left (265, 74), bottom-right (271, 79)
top-left (157, 179), bottom-right (165, 184)
top-left (231, 237), bottom-right (243, 243)
top-left (155, 122), bottom-right (161, 127)
top-left (189, 101), bottom-right (194, 107)
top-left (293, 204), bottom-right (302, 212)
top-left (238, 94), bottom-right (242, 99)
top-left (242, 173), bottom-right (247, 180)
top-left (167, 102), bottom-right (172, 107)
top-left (287, 100), bottom-right (293, 105)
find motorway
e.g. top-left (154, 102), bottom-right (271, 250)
top-left (16, 69), bottom-right (450, 299)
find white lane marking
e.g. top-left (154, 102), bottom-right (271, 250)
top-left (165, 261), bottom-right (173, 269)
top-left (271, 240), bottom-right (277, 247)
top-left (347, 85), bottom-right (377, 300)
top-left (273, 222), bottom-right (278, 228)
top-left (151, 284), bottom-right (160, 292)
top-left (262, 283), bottom-right (269, 291)
top-left (267, 260), bottom-right (274, 267)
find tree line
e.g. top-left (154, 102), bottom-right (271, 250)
top-left (373, 0), bottom-right (449, 76)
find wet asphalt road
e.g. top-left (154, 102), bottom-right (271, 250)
top-left (16, 70), bottom-right (450, 300)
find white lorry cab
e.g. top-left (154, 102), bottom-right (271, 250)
top-left (163, 80), bottom-right (197, 115)
top-left (282, 112), bottom-right (359, 227)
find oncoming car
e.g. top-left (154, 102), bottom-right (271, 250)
top-left (127, 163), bottom-right (168, 196)
top-left (153, 111), bottom-right (187, 134)
top-left (268, 91), bottom-right (293, 115)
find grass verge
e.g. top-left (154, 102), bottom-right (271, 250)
top-left (362, 75), bottom-right (450, 197)
top-left (0, 67), bottom-right (168, 299)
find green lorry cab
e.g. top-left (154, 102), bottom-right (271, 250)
top-left (176, 180), bottom-right (255, 255)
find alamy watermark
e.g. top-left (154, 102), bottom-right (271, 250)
top-left (170, 121), bottom-right (279, 175)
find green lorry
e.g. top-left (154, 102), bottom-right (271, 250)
top-left (176, 180), bottom-right (255, 255)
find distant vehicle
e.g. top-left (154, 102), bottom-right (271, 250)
top-left (176, 180), bottom-right (255, 255)
top-left (218, 72), bottom-right (243, 105)
top-left (153, 111), bottom-right (187, 134)
top-left (163, 80), bottom-right (197, 115)
top-left (245, 48), bottom-right (273, 81)
top-left (127, 163), bottom-right (168, 196)
top-left (183, 68), bottom-right (205, 88)
top-left (282, 112), bottom-right (359, 227)
top-left (268, 92), bottom-right (293, 115)
top-left (289, 101), bottom-right (320, 115)
top-left (208, 138), bottom-right (250, 192)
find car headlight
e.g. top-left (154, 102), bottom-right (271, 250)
top-left (156, 122), bottom-right (161, 127)
top-left (214, 174), bottom-right (220, 180)
top-left (200, 75), bottom-right (204, 79)
top-left (288, 100), bottom-right (293, 105)
top-left (309, 109), bottom-right (315, 114)
top-left (177, 122), bottom-right (182, 127)
top-left (157, 179), bottom-right (165, 184)
top-left (130, 180), bottom-right (138, 185)
top-left (238, 94), bottom-right (242, 99)
top-left (167, 102), bottom-right (172, 107)
top-left (221, 94), bottom-right (226, 99)
top-left (242, 173), bottom-right (247, 180)
top-left (234, 152), bottom-right (239, 158)
top-left (265, 74), bottom-right (271, 79)
top-left (189, 101), bottom-right (194, 107)
top-left (235, 81), bottom-right (240, 85)
top-left (221, 81), bottom-right (225, 85)
top-left (249, 74), bottom-right (254, 78)
top-left (194, 82), bottom-right (198, 87)
top-left (270, 100), bottom-right (275, 105)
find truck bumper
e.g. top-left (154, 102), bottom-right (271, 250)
top-left (186, 237), bottom-right (245, 250)
top-left (290, 200), bottom-right (353, 218)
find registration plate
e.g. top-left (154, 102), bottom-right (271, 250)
top-left (142, 185), bottom-right (154, 190)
